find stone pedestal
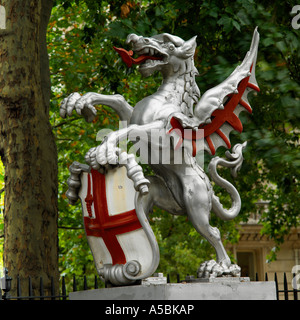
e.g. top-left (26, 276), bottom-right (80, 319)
top-left (69, 278), bottom-right (277, 300)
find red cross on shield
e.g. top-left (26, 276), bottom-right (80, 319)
top-left (78, 166), bottom-right (153, 275)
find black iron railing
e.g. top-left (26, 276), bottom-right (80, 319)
top-left (1, 269), bottom-right (299, 300)
top-left (1, 269), bottom-right (101, 300)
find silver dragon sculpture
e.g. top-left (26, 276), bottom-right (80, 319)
top-left (60, 28), bottom-right (259, 279)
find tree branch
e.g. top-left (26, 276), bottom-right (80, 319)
top-left (58, 226), bottom-right (84, 230)
top-left (0, 188), bottom-right (4, 195)
top-left (52, 117), bottom-right (80, 129)
top-left (56, 138), bottom-right (75, 141)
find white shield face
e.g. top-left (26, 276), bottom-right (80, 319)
top-left (78, 166), bottom-right (153, 276)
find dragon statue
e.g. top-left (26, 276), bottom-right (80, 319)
top-left (60, 28), bottom-right (259, 284)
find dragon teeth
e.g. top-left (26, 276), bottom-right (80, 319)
top-left (138, 47), bottom-right (162, 57)
top-left (139, 48), bottom-right (150, 55)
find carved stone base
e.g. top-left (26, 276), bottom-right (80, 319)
top-left (69, 280), bottom-right (276, 300)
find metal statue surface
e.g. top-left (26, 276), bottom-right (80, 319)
top-left (60, 28), bottom-right (260, 285)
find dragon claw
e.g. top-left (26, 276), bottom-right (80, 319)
top-left (59, 92), bottom-right (97, 122)
top-left (197, 260), bottom-right (241, 279)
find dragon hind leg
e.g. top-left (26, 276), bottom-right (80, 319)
top-left (189, 205), bottom-right (241, 278)
top-left (181, 171), bottom-right (240, 278)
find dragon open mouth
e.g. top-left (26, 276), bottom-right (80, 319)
top-left (113, 46), bottom-right (166, 68)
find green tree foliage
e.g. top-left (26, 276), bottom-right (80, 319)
top-left (45, 0), bottom-right (299, 279)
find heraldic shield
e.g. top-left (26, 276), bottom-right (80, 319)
top-left (75, 163), bottom-right (160, 286)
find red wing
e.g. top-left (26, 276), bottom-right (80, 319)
top-left (168, 28), bottom-right (260, 156)
top-left (203, 66), bottom-right (259, 155)
top-left (196, 28), bottom-right (260, 155)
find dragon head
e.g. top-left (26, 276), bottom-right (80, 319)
top-left (115, 33), bottom-right (198, 78)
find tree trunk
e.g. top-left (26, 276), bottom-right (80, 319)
top-left (0, 0), bottom-right (58, 296)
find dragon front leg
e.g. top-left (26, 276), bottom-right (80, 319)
top-left (60, 92), bottom-right (134, 122)
top-left (86, 120), bottom-right (166, 168)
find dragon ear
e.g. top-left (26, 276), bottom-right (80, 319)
top-left (152, 33), bottom-right (184, 46)
top-left (181, 36), bottom-right (197, 57)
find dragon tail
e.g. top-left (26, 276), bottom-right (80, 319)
top-left (208, 142), bottom-right (247, 221)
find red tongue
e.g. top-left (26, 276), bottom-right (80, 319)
top-left (113, 46), bottom-right (162, 68)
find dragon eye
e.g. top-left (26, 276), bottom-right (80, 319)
top-left (144, 38), bottom-right (150, 44)
top-left (169, 43), bottom-right (175, 51)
